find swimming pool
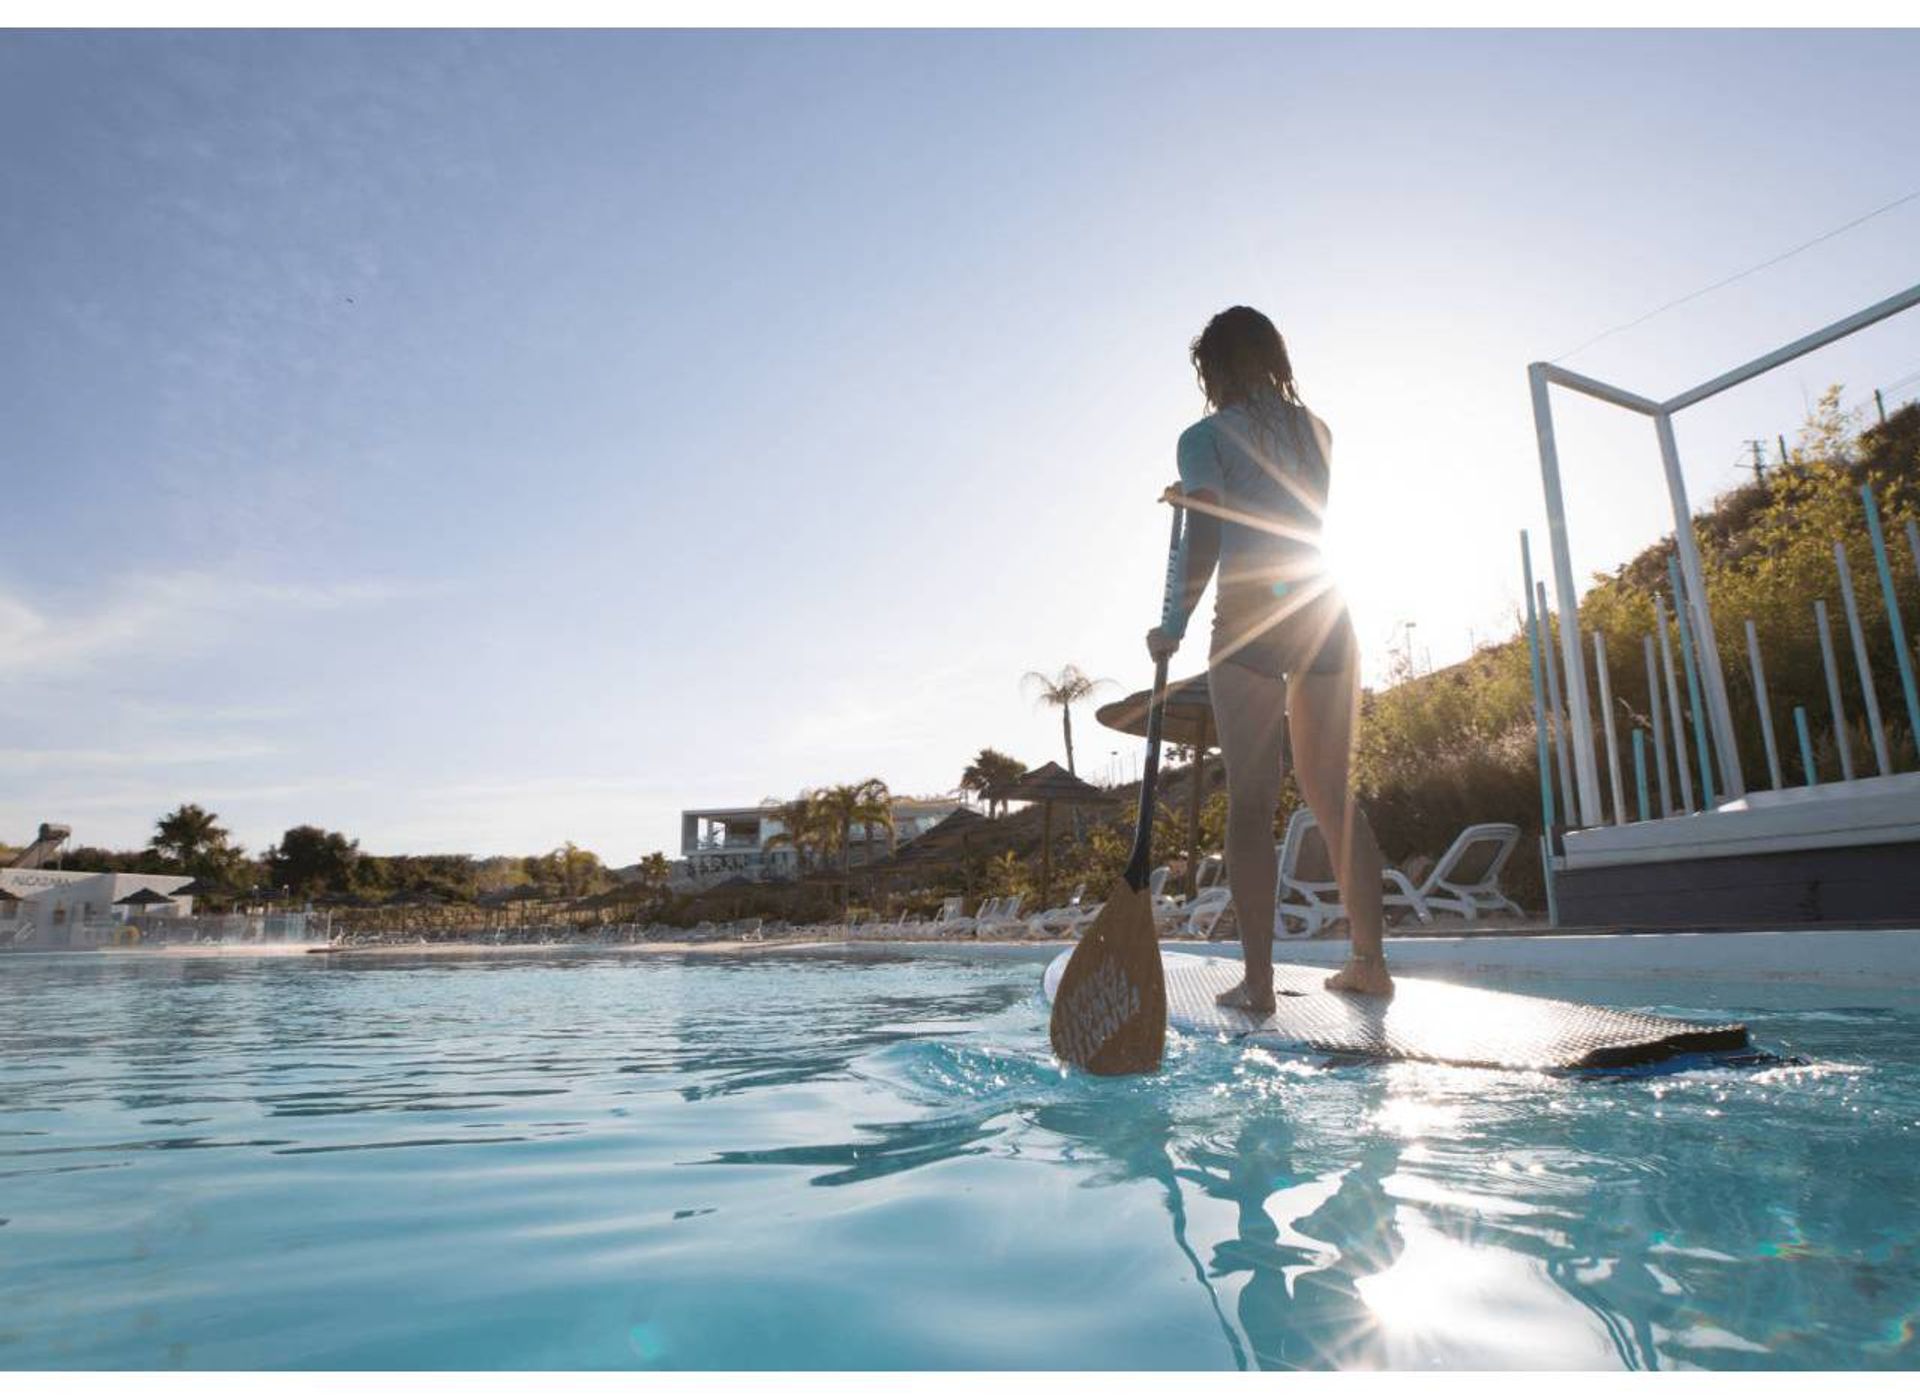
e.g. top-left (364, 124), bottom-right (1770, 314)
top-left (1, 943), bottom-right (1916, 1369)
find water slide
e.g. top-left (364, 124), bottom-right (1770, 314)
top-left (5, 823), bottom-right (71, 870)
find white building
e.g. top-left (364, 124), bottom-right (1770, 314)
top-left (0, 869), bottom-right (196, 950)
top-left (677, 798), bottom-right (963, 888)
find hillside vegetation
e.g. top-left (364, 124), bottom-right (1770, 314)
top-left (1354, 390), bottom-right (1920, 910)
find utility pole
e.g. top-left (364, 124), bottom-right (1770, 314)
top-left (1740, 439), bottom-right (1767, 485)
top-left (1875, 389), bottom-right (1888, 426)
top-left (1778, 434), bottom-right (1791, 470)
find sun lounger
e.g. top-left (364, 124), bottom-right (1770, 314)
top-left (1147, 864), bottom-right (1193, 931)
top-left (1193, 853), bottom-right (1224, 891)
top-left (1276, 809), bottom-right (1429, 939)
top-left (974, 895), bottom-right (1028, 938)
top-left (939, 895), bottom-right (1000, 939)
top-left (916, 896), bottom-right (969, 937)
top-left (1027, 883), bottom-right (1098, 937)
top-left (1178, 884), bottom-right (1233, 938)
top-left (1390, 822), bottom-right (1525, 922)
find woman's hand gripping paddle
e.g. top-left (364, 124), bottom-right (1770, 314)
top-left (1048, 503), bottom-right (1186, 1075)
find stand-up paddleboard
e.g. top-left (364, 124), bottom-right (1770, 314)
top-left (1044, 949), bottom-right (1750, 1071)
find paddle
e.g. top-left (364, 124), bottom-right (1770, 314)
top-left (1048, 502), bottom-right (1185, 1075)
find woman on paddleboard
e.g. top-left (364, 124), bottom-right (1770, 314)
top-left (1147, 305), bottom-right (1394, 1007)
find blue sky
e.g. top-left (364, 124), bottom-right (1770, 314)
top-left (4, 29), bottom-right (1919, 862)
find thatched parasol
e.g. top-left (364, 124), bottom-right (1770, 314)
top-left (895, 806), bottom-right (991, 861)
top-left (1097, 672), bottom-right (1249, 897)
top-left (987, 762), bottom-right (1115, 910)
top-left (112, 887), bottom-right (176, 909)
top-left (851, 806), bottom-right (1006, 908)
top-left (1095, 672), bottom-right (1219, 752)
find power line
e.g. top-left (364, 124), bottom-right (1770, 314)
top-left (1551, 187), bottom-right (1920, 364)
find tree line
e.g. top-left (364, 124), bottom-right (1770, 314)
top-left (47, 806), bottom-right (678, 912)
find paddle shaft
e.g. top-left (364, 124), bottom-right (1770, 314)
top-left (1124, 503), bottom-right (1186, 890)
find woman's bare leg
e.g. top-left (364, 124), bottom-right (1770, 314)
top-left (1288, 658), bottom-right (1394, 997)
top-left (1206, 657), bottom-right (1290, 1014)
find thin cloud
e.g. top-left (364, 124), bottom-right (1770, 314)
top-left (0, 740), bottom-right (279, 773)
top-left (0, 569), bottom-right (424, 678)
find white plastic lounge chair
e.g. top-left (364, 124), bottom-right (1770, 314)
top-left (974, 895), bottom-right (1027, 938)
top-left (1149, 865), bottom-right (1194, 931)
top-left (1175, 828), bottom-right (1394, 942)
top-left (1166, 855), bottom-right (1227, 937)
top-left (1193, 853), bottom-right (1224, 891)
top-left (1276, 809), bottom-right (1429, 939)
top-left (1179, 884), bottom-right (1233, 938)
top-left (922, 896), bottom-right (969, 936)
top-left (1027, 883), bottom-right (1097, 937)
top-left (1395, 822), bottom-right (1525, 922)
top-left (952, 895), bottom-right (1008, 939)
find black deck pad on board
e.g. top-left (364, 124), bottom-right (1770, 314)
top-left (1042, 950), bottom-right (1750, 1071)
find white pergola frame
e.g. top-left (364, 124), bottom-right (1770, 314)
top-left (1530, 281), bottom-right (1920, 829)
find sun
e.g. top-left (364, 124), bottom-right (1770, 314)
top-left (1317, 495), bottom-right (1415, 684)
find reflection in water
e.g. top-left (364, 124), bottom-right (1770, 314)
top-left (707, 1112), bottom-right (1005, 1187)
top-left (704, 1031), bottom-right (1851, 1370)
top-left (702, 1060), bottom-right (1424, 1369)
top-left (1036, 1089), bottom-right (1411, 1369)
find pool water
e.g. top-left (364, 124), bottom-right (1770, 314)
top-left (1, 946), bottom-right (1916, 1370)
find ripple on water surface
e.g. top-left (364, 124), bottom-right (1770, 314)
top-left (0, 948), bottom-right (1916, 1369)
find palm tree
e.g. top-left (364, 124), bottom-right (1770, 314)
top-left (813, 779), bottom-right (894, 906)
top-left (763, 792), bottom-right (827, 875)
top-left (149, 803), bottom-right (244, 890)
top-left (1021, 665), bottom-right (1113, 776)
top-left (150, 803), bottom-right (227, 867)
top-left (960, 748), bottom-right (1026, 817)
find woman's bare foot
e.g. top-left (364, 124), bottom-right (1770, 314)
top-left (1324, 956), bottom-right (1395, 998)
top-left (1215, 979), bottom-right (1277, 1016)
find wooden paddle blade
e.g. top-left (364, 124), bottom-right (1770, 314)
top-left (1049, 877), bottom-right (1167, 1075)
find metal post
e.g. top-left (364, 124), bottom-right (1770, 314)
top-left (1643, 633), bottom-right (1673, 816)
top-left (1538, 833), bottom-right (1559, 927)
top-left (1632, 729), bottom-right (1650, 822)
top-left (1744, 619), bottom-right (1783, 789)
top-left (1654, 592), bottom-right (1694, 812)
top-left (1594, 632), bottom-right (1626, 826)
top-left (1668, 557), bottom-right (1717, 809)
top-left (1794, 706), bottom-right (1817, 786)
top-left (1835, 540), bottom-right (1891, 775)
top-left (1537, 580), bottom-right (1576, 825)
top-left (1655, 411), bottom-right (1745, 800)
top-left (1521, 537), bottom-right (1561, 927)
top-left (1814, 599), bottom-right (1856, 782)
top-left (1530, 365), bottom-right (1604, 826)
top-left (1521, 534), bottom-right (1558, 834)
top-left (1861, 485), bottom-right (1920, 749)
top-left (1661, 283), bottom-right (1920, 411)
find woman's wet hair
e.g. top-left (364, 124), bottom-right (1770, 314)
top-left (1190, 306), bottom-right (1302, 413)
